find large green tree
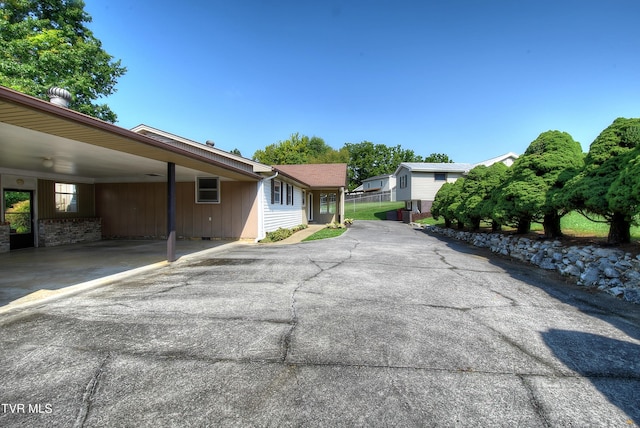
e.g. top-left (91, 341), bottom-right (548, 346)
top-left (431, 179), bottom-right (465, 229)
top-left (455, 162), bottom-right (509, 231)
top-left (0, 0), bottom-right (126, 122)
top-left (564, 118), bottom-right (640, 244)
top-left (423, 153), bottom-right (453, 163)
top-left (477, 162), bottom-right (510, 231)
top-left (494, 131), bottom-right (584, 237)
top-left (344, 141), bottom-right (423, 190)
top-left (252, 133), bottom-right (337, 165)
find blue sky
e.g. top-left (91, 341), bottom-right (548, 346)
top-left (84, 0), bottom-right (640, 163)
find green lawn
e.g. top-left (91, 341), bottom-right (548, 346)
top-left (303, 227), bottom-right (347, 241)
top-left (533, 212), bottom-right (640, 240)
top-left (346, 201), bottom-right (405, 220)
top-left (416, 211), bottom-right (640, 240)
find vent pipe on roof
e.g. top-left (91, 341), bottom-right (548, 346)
top-left (47, 87), bottom-right (72, 108)
top-left (205, 140), bottom-right (215, 147)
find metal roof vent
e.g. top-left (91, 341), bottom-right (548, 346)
top-left (205, 140), bottom-right (215, 147)
top-left (47, 87), bottom-right (72, 107)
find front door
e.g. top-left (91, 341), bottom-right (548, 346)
top-left (4, 190), bottom-right (34, 250)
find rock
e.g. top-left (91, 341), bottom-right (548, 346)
top-left (606, 286), bottom-right (625, 297)
top-left (579, 266), bottom-right (602, 287)
top-left (623, 289), bottom-right (640, 304)
top-left (539, 258), bottom-right (557, 270)
top-left (603, 267), bottom-right (621, 278)
top-left (560, 264), bottom-right (581, 277)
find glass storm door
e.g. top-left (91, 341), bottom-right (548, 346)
top-left (4, 190), bottom-right (34, 250)
top-left (307, 192), bottom-right (313, 222)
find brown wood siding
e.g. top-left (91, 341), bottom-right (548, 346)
top-left (96, 181), bottom-right (258, 240)
top-left (37, 179), bottom-right (95, 219)
top-left (96, 182), bottom-right (166, 238)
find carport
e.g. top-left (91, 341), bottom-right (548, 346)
top-left (0, 86), bottom-right (263, 262)
top-left (0, 238), bottom-right (235, 308)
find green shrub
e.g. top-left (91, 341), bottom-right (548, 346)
top-left (326, 222), bottom-right (345, 229)
top-left (260, 224), bottom-right (308, 243)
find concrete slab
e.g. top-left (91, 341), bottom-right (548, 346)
top-left (0, 224), bottom-right (326, 310)
top-left (0, 239), bottom-right (236, 308)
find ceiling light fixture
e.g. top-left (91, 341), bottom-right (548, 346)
top-left (42, 158), bottom-right (54, 168)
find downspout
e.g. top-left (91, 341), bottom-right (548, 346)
top-left (256, 171), bottom-right (278, 243)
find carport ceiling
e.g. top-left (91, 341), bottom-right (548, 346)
top-left (1, 121), bottom-right (216, 183)
top-left (0, 88), bottom-right (261, 183)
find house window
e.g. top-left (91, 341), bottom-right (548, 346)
top-left (55, 183), bottom-right (77, 212)
top-left (286, 184), bottom-right (294, 205)
top-left (399, 175), bottom-right (408, 189)
top-left (434, 173), bottom-right (447, 181)
top-left (320, 193), bottom-right (336, 214)
top-left (271, 180), bottom-right (282, 204)
top-left (196, 177), bottom-right (220, 203)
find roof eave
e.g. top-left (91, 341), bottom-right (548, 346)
top-left (0, 86), bottom-right (262, 180)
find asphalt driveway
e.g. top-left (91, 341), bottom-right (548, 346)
top-left (1, 221), bottom-right (639, 427)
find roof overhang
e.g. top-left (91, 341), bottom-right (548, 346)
top-left (0, 86), bottom-right (262, 183)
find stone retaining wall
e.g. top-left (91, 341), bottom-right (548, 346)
top-left (0, 223), bottom-right (9, 253)
top-left (423, 225), bottom-right (640, 304)
top-left (38, 218), bottom-right (102, 247)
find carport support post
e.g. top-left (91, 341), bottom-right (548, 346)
top-left (167, 162), bottom-right (176, 262)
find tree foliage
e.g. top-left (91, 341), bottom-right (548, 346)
top-left (564, 118), bottom-right (640, 243)
top-left (431, 180), bottom-right (464, 228)
top-left (493, 131), bottom-right (584, 237)
top-left (252, 133), bottom-right (343, 165)
top-left (423, 153), bottom-right (453, 163)
top-left (253, 135), bottom-right (435, 191)
top-left (344, 141), bottom-right (423, 190)
top-left (0, 0), bottom-right (126, 122)
top-left (454, 163), bottom-right (509, 231)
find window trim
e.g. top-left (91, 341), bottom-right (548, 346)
top-left (196, 176), bottom-right (220, 204)
top-left (286, 184), bottom-right (294, 205)
top-left (55, 182), bottom-right (78, 213)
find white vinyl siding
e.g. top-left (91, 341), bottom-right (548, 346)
top-left (263, 180), bottom-right (305, 232)
top-left (410, 171), bottom-right (464, 201)
top-left (395, 167), bottom-right (412, 202)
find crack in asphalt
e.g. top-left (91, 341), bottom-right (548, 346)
top-left (282, 241), bottom-right (360, 363)
top-left (68, 347), bottom-right (640, 381)
top-left (479, 322), bottom-right (563, 376)
top-left (281, 281), bottom-right (302, 363)
top-left (518, 374), bottom-right (553, 428)
top-left (73, 352), bottom-right (111, 428)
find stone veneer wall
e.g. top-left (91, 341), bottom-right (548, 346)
top-left (423, 225), bottom-right (640, 304)
top-left (0, 223), bottom-right (9, 253)
top-left (38, 218), bottom-right (102, 247)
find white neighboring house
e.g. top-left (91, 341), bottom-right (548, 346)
top-left (360, 174), bottom-right (395, 193)
top-left (350, 174), bottom-right (396, 201)
top-left (394, 152), bottom-right (519, 220)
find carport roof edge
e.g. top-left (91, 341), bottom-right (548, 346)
top-left (0, 86), bottom-right (263, 181)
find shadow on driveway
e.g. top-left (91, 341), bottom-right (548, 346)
top-left (542, 330), bottom-right (640, 425)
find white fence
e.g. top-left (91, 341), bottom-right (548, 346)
top-left (344, 190), bottom-right (396, 212)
